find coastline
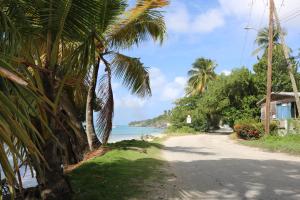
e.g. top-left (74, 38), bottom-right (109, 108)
top-left (109, 125), bottom-right (165, 143)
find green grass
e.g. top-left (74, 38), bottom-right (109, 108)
top-left (239, 134), bottom-right (300, 155)
top-left (68, 140), bottom-right (166, 200)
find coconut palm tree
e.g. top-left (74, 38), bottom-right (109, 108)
top-left (0, 0), bottom-right (168, 198)
top-left (187, 58), bottom-right (217, 95)
top-left (253, 27), bottom-right (300, 116)
top-left (85, 0), bottom-right (168, 149)
top-left (0, 0), bottom-right (110, 198)
top-left (252, 27), bottom-right (282, 55)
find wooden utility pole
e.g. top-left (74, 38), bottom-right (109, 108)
top-left (273, 3), bottom-right (300, 115)
top-left (265, 0), bottom-right (275, 134)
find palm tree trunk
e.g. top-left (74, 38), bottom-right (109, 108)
top-left (39, 129), bottom-right (72, 200)
top-left (61, 93), bottom-right (89, 157)
top-left (38, 6), bottom-right (72, 195)
top-left (37, 76), bottom-right (72, 200)
top-left (273, 6), bottom-right (300, 115)
top-left (86, 57), bottom-right (102, 151)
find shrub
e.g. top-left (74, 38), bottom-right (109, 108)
top-left (234, 123), bottom-right (262, 140)
top-left (234, 119), bottom-right (279, 140)
top-left (165, 126), bottom-right (196, 134)
top-left (270, 121), bottom-right (279, 135)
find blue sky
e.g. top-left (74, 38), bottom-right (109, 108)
top-left (111, 0), bottom-right (300, 125)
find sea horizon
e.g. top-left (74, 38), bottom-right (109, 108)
top-left (108, 125), bottom-right (164, 143)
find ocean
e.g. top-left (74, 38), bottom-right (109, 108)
top-left (109, 125), bottom-right (164, 142)
top-left (7, 125), bottom-right (163, 188)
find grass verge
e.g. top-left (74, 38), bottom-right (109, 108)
top-left (237, 134), bottom-right (300, 155)
top-left (68, 139), bottom-right (166, 200)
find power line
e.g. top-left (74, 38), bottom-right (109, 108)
top-left (279, 7), bottom-right (300, 21)
top-left (257, 1), bottom-right (268, 29)
top-left (248, 0), bottom-right (267, 60)
top-left (281, 11), bottom-right (300, 23)
top-left (239, 0), bottom-right (255, 66)
top-left (278, 0), bottom-right (285, 14)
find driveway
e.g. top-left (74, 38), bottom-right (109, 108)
top-left (161, 134), bottom-right (300, 200)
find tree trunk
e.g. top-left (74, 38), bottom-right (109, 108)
top-left (37, 2), bottom-right (72, 197)
top-left (39, 131), bottom-right (72, 200)
top-left (86, 58), bottom-right (102, 151)
top-left (36, 75), bottom-right (72, 199)
top-left (61, 93), bottom-right (89, 158)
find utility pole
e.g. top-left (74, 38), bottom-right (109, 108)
top-left (273, 3), bottom-right (300, 115)
top-left (265, 0), bottom-right (275, 135)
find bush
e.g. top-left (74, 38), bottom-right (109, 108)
top-left (234, 123), bottom-right (261, 140)
top-left (286, 119), bottom-right (300, 134)
top-left (166, 126), bottom-right (196, 134)
top-left (234, 120), bottom-right (279, 140)
top-left (270, 121), bottom-right (279, 135)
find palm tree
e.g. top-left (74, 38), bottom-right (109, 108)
top-left (254, 26), bottom-right (300, 116)
top-left (187, 58), bottom-right (217, 95)
top-left (0, 0), bottom-right (109, 198)
top-left (85, 0), bottom-right (168, 148)
top-left (252, 27), bottom-right (282, 55)
top-left (0, 0), bottom-right (168, 198)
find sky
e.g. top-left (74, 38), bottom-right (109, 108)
top-left (111, 0), bottom-right (300, 125)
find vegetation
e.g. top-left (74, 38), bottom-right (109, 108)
top-left (186, 57), bottom-right (217, 95)
top-left (240, 134), bottom-right (300, 155)
top-left (170, 68), bottom-right (261, 132)
top-left (129, 110), bottom-right (170, 128)
top-left (0, 0), bottom-right (168, 199)
top-left (233, 119), bottom-right (278, 140)
top-left (85, 0), bottom-right (168, 149)
top-left (169, 28), bottom-right (300, 134)
top-left (69, 140), bottom-right (166, 200)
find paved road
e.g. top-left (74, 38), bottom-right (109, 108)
top-left (161, 134), bottom-right (300, 200)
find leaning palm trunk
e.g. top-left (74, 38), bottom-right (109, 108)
top-left (86, 58), bottom-right (102, 150)
top-left (60, 94), bottom-right (89, 163)
top-left (273, 6), bottom-right (300, 114)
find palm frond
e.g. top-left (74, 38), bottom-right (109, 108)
top-left (110, 52), bottom-right (151, 97)
top-left (96, 70), bottom-right (114, 144)
top-left (107, 0), bottom-right (168, 49)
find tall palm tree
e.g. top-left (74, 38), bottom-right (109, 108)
top-left (0, 0), bottom-right (169, 198)
top-left (254, 26), bottom-right (300, 115)
top-left (187, 58), bottom-right (217, 95)
top-left (252, 27), bottom-right (282, 55)
top-left (0, 0), bottom-right (116, 198)
top-left (85, 0), bottom-right (168, 149)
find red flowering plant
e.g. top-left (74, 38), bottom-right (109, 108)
top-left (234, 123), bottom-right (262, 140)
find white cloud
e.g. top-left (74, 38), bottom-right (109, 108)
top-left (220, 70), bottom-right (232, 76)
top-left (115, 95), bottom-right (146, 109)
top-left (218, 0), bottom-right (300, 29)
top-left (192, 9), bottom-right (225, 33)
top-left (114, 68), bottom-right (187, 110)
top-left (166, 2), bottom-right (224, 34)
top-left (149, 67), bottom-right (187, 101)
top-left (165, 3), bottom-right (190, 33)
top-left (161, 77), bottom-right (187, 101)
top-left (149, 68), bottom-right (166, 91)
top-left (166, 0), bottom-right (300, 35)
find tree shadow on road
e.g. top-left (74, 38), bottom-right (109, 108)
top-left (69, 156), bottom-right (300, 200)
top-left (165, 158), bottom-right (300, 200)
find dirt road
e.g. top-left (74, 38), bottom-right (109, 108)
top-left (161, 134), bottom-right (300, 200)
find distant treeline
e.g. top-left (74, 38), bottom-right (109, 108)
top-left (129, 111), bottom-right (170, 128)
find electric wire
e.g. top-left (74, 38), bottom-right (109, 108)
top-left (239, 0), bottom-right (255, 66)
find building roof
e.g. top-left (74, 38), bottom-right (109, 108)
top-left (257, 92), bottom-right (300, 106)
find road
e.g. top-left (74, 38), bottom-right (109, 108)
top-left (161, 134), bottom-right (300, 200)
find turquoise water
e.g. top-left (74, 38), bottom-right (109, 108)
top-left (3, 125), bottom-right (163, 188)
top-left (109, 125), bottom-right (164, 142)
